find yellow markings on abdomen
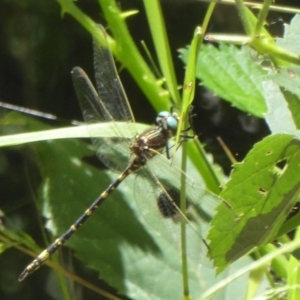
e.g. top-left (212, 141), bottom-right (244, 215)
top-left (54, 238), bottom-right (63, 246)
top-left (37, 249), bottom-right (50, 263)
top-left (101, 190), bottom-right (109, 198)
top-left (118, 173), bottom-right (127, 180)
top-left (71, 225), bottom-right (77, 231)
top-left (85, 209), bottom-right (92, 216)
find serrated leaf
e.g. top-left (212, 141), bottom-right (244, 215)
top-left (272, 65), bottom-right (300, 100)
top-left (208, 133), bottom-right (300, 272)
top-left (283, 90), bottom-right (300, 129)
top-left (277, 14), bottom-right (300, 55)
top-left (179, 44), bottom-right (267, 117)
top-left (263, 80), bottom-right (300, 135)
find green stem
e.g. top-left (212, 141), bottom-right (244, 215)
top-left (277, 211), bottom-right (300, 237)
top-left (56, 0), bottom-right (172, 113)
top-left (250, 38), bottom-right (300, 65)
top-left (98, 0), bottom-right (172, 112)
top-left (0, 231), bottom-right (121, 300)
top-left (253, 0), bottom-right (273, 36)
top-left (201, 2), bottom-right (216, 39)
top-left (234, 0), bottom-right (253, 35)
top-left (180, 137), bottom-right (190, 299)
top-left (143, 0), bottom-right (181, 105)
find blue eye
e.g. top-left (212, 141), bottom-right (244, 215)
top-left (157, 111), bottom-right (170, 118)
top-left (156, 111), bottom-right (179, 133)
top-left (156, 111), bottom-right (169, 125)
top-left (166, 115), bottom-right (178, 131)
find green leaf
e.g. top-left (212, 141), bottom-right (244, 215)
top-left (272, 65), bottom-right (300, 100)
top-left (179, 44), bottom-right (268, 118)
top-left (208, 133), bottom-right (300, 272)
top-left (0, 112), bottom-right (148, 147)
top-left (277, 14), bottom-right (300, 55)
top-left (263, 80), bottom-right (299, 135)
top-left (271, 65), bottom-right (300, 102)
top-left (280, 90), bottom-right (300, 131)
top-left (36, 139), bottom-right (218, 299)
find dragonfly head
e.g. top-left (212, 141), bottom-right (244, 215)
top-left (156, 111), bottom-right (179, 137)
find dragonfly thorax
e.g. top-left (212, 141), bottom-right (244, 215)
top-left (131, 126), bottom-right (168, 163)
top-left (130, 111), bottom-right (179, 166)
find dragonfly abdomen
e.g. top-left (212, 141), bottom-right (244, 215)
top-left (18, 166), bottom-right (133, 281)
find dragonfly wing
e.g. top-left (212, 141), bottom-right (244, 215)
top-left (134, 154), bottom-right (220, 266)
top-left (93, 26), bottom-right (135, 126)
top-left (72, 67), bottom-right (131, 171)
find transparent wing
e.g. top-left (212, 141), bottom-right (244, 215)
top-left (93, 27), bottom-right (135, 125)
top-left (134, 154), bottom-right (228, 266)
top-left (71, 26), bottom-right (138, 172)
top-left (71, 67), bottom-right (131, 171)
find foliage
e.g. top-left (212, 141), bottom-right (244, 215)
top-left (1, 1), bottom-right (300, 300)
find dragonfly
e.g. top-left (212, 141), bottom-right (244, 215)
top-left (19, 26), bottom-right (223, 281)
